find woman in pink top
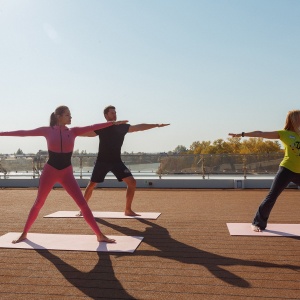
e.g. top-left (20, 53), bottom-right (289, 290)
top-left (0, 105), bottom-right (128, 244)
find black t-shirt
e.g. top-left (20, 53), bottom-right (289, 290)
top-left (94, 124), bottom-right (130, 162)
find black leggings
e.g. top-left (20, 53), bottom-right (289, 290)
top-left (252, 166), bottom-right (300, 229)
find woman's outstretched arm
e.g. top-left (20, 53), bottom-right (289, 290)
top-left (0, 127), bottom-right (48, 137)
top-left (228, 131), bottom-right (279, 139)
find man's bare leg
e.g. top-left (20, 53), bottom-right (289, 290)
top-left (77, 181), bottom-right (97, 216)
top-left (122, 176), bottom-right (140, 216)
top-left (12, 232), bottom-right (27, 244)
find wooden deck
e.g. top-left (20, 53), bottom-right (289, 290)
top-left (0, 188), bottom-right (299, 299)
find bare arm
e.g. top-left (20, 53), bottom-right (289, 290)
top-left (80, 131), bottom-right (97, 137)
top-left (128, 123), bottom-right (170, 133)
top-left (79, 120), bottom-right (129, 137)
top-left (228, 131), bottom-right (280, 139)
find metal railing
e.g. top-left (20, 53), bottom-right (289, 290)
top-left (0, 153), bottom-right (283, 179)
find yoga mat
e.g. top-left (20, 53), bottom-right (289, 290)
top-left (227, 223), bottom-right (300, 236)
top-left (0, 232), bottom-right (143, 253)
top-left (44, 211), bottom-right (161, 219)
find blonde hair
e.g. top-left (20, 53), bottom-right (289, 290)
top-left (49, 106), bottom-right (69, 127)
top-left (284, 110), bottom-right (300, 135)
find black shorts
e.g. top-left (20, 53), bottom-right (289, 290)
top-left (91, 161), bottom-right (132, 183)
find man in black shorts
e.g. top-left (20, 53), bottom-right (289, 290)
top-left (79, 105), bottom-right (169, 216)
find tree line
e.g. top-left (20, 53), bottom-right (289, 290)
top-left (173, 137), bottom-right (282, 155)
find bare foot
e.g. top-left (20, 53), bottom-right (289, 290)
top-left (76, 211), bottom-right (83, 217)
top-left (12, 232), bottom-right (27, 244)
top-left (251, 224), bottom-right (262, 232)
top-left (97, 233), bottom-right (116, 243)
top-left (125, 209), bottom-right (141, 217)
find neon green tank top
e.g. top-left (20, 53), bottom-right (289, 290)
top-left (278, 130), bottom-right (300, 173)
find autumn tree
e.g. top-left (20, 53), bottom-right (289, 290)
top-left (177, 137), bottom-right (282, 155)
top-left (189, 141), bottom-right (212, 154)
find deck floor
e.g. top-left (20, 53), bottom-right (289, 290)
top-left (0, 188), bottom-right (299, 299)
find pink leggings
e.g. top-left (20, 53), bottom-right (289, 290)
top-left (23, 164), bottom-right (102, 236)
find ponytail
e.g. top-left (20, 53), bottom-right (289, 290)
top-left (49, 112), bottom-right (57, 127)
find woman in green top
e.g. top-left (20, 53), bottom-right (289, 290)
top-left (229, 110), bottom-right (300, 232)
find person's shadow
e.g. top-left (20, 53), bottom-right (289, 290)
top-left (95, 217), bottom-right (300, 288)
top-left (32, 241), bottom-right (135, 299)
top-left (30, 217), bottom-right (300, 298)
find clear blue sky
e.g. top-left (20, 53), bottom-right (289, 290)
top-left (0, 0), bottom-right (299, 154)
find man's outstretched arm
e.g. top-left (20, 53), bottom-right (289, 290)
top-left (128, 123), bottom-right (170, 133)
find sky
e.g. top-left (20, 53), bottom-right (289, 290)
top-left (0, 0), bottom-right (300, 154)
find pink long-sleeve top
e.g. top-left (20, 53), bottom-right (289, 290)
top-left (0, 123), bottom-right (113, 170)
